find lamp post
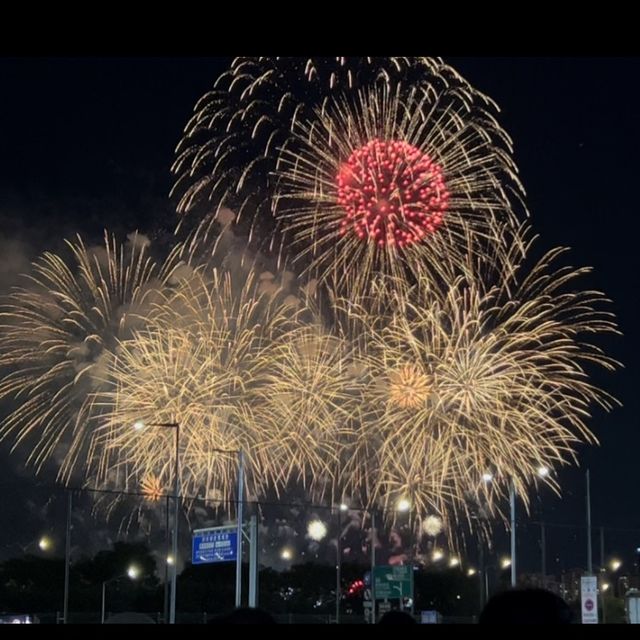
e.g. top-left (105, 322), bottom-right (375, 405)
top-left (483, 557), bottom-right (511, 604)
top-left (509, 479), bottom-right (516, 587)
top-left (101, 564), bottom-right (140, 624)
top-left (63, 490), bottom-right (72, 624)
top-left (395, 497), bottom-right (413, 614)
top-left (335, 503), bottom-right (348, 624)
top-left (509, 466), bottom-right (550, 588)
top-left (133, 420), bottom-right (179, 623)
top-left (209, 447), bottom-right (244, 608)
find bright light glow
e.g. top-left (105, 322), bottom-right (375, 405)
top-left (166, 555), bottom-right (175, 566)
top-left (339, 503), bottom-right (349, 512)
top-left (422, 515), bottom-right (443, 537)
top-left (432, 550), bottom-right (444, 562)
top-left (133, 420), bottom-right (145, 431)
top-left (537, 466), bottom-right (550, 477)
top-left (610, 559), bottom-right (622, 571)
top-left (396, 498), bottom-right (411, 512)
top-left (38, 536), bottom-right (52, 551)
top-left (127, 564), bottom-right (141, 580)
top-left (449, 557), bottom-right (459, 567)
top-left (307, 519), bottom-right (328, 541)
top-left (281, 548), bottom-right (293, 561)
top-left (467, 568), bottom-right (476, 576)
top-left (500, 557), bottom-right (511, 569)
top-left (602, 582), bottom-right (610, 592)
top-left (482, 473), bottom-right (493, 483)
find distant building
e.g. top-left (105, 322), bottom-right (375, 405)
top-left (559, 568), bottom-right (585, 602)
top-left (518, 572), bottom-right (561, 595)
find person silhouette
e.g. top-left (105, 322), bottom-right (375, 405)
top-left (378, 610), bottom-right (417, 624)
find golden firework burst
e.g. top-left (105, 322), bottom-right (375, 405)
top-left (0, 231), bottom-right (182, 481)
top-left (89, 265), bottom-right (356, 509)
top-left (344, 227), bottom-right (620, 528)
top-left (141, 474), bottom-right (164, 502)
top-left (387, 364), bottom-right (431, 410)
top-left (172, 57), bottom-right (526, 300)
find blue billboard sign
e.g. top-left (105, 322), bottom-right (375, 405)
top-left (192, 527), bottom-right (238, 564)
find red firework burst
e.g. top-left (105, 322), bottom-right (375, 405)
top-left (337, 139), bottom-right (449, 248)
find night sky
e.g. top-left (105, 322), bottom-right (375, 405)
top-left (0, 57), bottom-right (638, 575)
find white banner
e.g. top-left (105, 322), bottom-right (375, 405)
top-left (581, 575), bottom-right (599, 624)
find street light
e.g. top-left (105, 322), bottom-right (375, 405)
top-left (333, 502), bottom-right (368, 624)
top-left (483, 558), bottom-right (511, 604)
top-left (208, 447), bottom-right (244, 608)
top-left (334, 504), bottom-right (377, 623)
top-left (101, 564), bottom-right (140, 624)
top-left (38, 536), bottom-right (53, 552)
top-left (509, 466), bottom-right (553, 588)
top-left (133, 420), bottom-right (179, 623)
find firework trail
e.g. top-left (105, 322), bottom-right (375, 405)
top-left (172, 57), bottom-right (526, 299)
top-left (89, 265), bottom-right (357, 511)
top-left (0, 231), bottom-right (183, 481)
top-left (253, 324), bottom-right (361, 502)
top-left (343, 227), bottom-right (619, 530)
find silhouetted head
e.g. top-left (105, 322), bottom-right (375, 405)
top-left (378, 610), bottom-right (417, 624)
top-left (479, 588), bottom-right (573, 624)
top-left (208, 607), bottom-right (277, 624)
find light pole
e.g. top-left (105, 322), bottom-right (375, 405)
top-left (335, 503), bottom-right (348, 624)
top-left (63, 490), bottom-right (72, 624)
top-left (586, 469), bottom-right (593, 574)
top-left (395, 497), bottom-right (414, 615)
top-left (101, 564), bottom-right (140, 624)
top-left (509, 479), bottom-right (516, 587)
top-left (133, 420), bottom-right (179, 623)
top-left (483, 557), bottom-right (511, 603)
top-left (209, 447), bottom-right (244, 608)
top-left (164, 494), bottom-right (171, 623)
top-left (509, 466), bottom-right (550, 588)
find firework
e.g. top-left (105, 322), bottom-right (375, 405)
top-left (422, 515), bottom-right (444, 537)
top-left (0, 231), bottom-right (182, 480)
top-left (346, 228), bottom-right (619, 527)
top-left (141, 474), bottom-right (164, 502)
top-left (307, 519), bottom-right (328, 541)
top-left (90, 266), bottom-right (354, 509)
top-left (172, 57), bottom-right (525, 298)
top-left (253, 324), bottom-right (361, 500)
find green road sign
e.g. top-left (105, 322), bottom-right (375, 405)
top-left (373, 565), bottom-right (413, 600)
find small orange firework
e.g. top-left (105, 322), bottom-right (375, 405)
top-left (141, 474), bottom-right (164, 502)
top-left (387, 364), bottom-right (431, 410)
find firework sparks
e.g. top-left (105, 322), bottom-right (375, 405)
top-left (337, 139), bottom-right (448, 248)
top-left (254, 324), bottom-right (361, 500)
top-left (387, 363), bottom-right (432, 410)
top-left (0, 231), bottom-right (182, 481)
top-left (346, 227), bottom-right (619, 527)
top-left (307, 519), bottom-right (328, 541)
top-left (89, 266), bottom-right (355, 509)
top-left (422, 515), bottom-right (444, 537)
top-left (141, 474), bottom-right (164, 502)
top-left (172, 57), bottom-right (526, 298)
